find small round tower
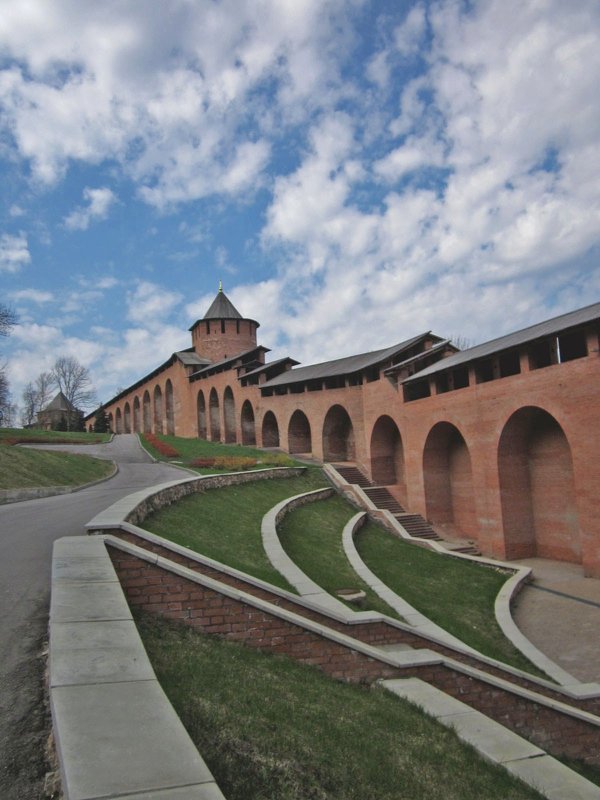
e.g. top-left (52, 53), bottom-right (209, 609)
top-left (189, 283), bottom-right (259, 362)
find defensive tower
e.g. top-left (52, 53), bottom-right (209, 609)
top-left (189, 282), bottom-right (259, 363)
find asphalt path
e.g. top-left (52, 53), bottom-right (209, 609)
top-left (0, 435), bottom-right (188, 799)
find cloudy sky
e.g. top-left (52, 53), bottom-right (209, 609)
top-left (1, 0), bottom-right (599, 411)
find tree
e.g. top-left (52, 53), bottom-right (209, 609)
top-left (0, 304), bottom-right (17, 338)
top-left (0, 372), bottom-right (11, 426)
top-left (21, 371), bottom-right (54, 426)
top-left (50, 356), bottom-right (97, 429)
top-left (21, 382), bottom-right (38, 427)
top-left (0, 304), bottom-right (17, 427)
top-left (93, 405), bottom-right (109, 433)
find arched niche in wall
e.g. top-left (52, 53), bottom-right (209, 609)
top-left (241, 400), bottom-right (256, 445)
top-left (133, 396), bottom-right (141, 433)
top-left (369, 415), bottom-right (407, 506)
top-left (197, 390), bottom-right (207, 439)
top-left (142, 391), bottom-right (151, 433)
top-left (498, 406), bottom-right (580, 563)
top-left (165, 379), bottom-right (175, 436)
top-left (209, 387), bottom-right (221, 441)
top-left (262, 410), bottom-right (280, 448)
top-left (153, 385), bottom-right (163, 435)
top-left (115, 407), bottom-right (123, 434)
top-left (124, 401), bottom-right (131, 434)
top-left (322, 404), bottom-right (355, 461)
top-left (223, 386), bottom-right (236, 443)
top-left (288, 409), bottom-right (312, 454)
top-left (423, 421), bottom-right (477, 540)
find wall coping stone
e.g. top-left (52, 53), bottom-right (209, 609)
top-left (382, 678), bottom-right (600, 800)
top-left (105, 534), bottom-right (600, 728)
top-left (50, 535), bottom-right (226, 800)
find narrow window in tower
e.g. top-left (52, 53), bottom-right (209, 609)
top-left (205, 321), bottom-right (210, 335)
top-left (236, 319), bottom-right (240, 334)
top-left (221, 319), bottom-right (225, 334)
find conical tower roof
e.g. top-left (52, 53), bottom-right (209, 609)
top-left (203, 284), bottom-right (243, 320)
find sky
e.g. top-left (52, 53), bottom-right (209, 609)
top-left (1, 0), bottom-right (599, 413)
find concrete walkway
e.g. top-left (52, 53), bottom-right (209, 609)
top-left (0, 435), bottom-right (190, 800)
top-left (513, 558), bottom-right (600, 684)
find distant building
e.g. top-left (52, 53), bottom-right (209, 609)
top-left (37, 391), bottom-right (81, 431)
top-left (87, 286), bottom-right (600, 577)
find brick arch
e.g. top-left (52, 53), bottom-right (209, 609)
top-left (241, 400), bottom-right (256, 445)
top-left (197, 390), bottom-right (207, 438)
top-left (322, 404), bottom-right (355, 461)
top-left (423, 421), bottom-right (476, 540)
top-left (209, 388), bottom-right (220, 441)
top-left (107, 412), bottom-right (114, 432)
top-left (124, 401), bottom-right (131, 434)
top-left (133, 396), bottom-right (141, 433)
top-left (262, 410), bottom-right (280, 448)
top-left (288, 410), bottom-right (311, 454)
top-left (369, 415), bottom-right (406, 506)
top-left (115, 407), bottom-right (123, 434)
top-left (223, 386), bottom-right (236, 443)
top-left (165, 379), bottom-right (175, 436)
top-left (498, 406), bottom-right (580, 563)
top-left (153, 385), bottom-right (163, 434)
top-left (142, 391), bottom-right (151, 433)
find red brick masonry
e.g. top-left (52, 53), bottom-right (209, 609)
top-left (108, 540), bottom-right (600, 766)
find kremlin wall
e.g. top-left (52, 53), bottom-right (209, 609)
top-left (88, 289), bottom-right (600, 577)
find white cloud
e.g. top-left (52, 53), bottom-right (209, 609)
top-left (126, 280), bottom-right (183, 326)
top-left (9, 288), bottom-right (54, 303)
top-left (0, 232), bottom-right (31, 272)
top-left (64, 187), bottom-right (117, 230)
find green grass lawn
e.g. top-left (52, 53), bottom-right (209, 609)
top-left (278, 495), bottom-right (401, 619)
top-left (355, 522), bottom-right (545, 676)
top-left (136, 612), bottom-right (544, 800)
top-left (0, 444), bottom-right (114, 490)
top-left (140, 432), bottom-right (299, 472)
top-left (0, 427), bottom-right (110, 444)
top-left (141, 470), bottom-right (327, 591)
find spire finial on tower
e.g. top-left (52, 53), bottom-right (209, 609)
top-left (218, 280), bottom-right (223, 293)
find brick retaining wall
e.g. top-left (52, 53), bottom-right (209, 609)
top-left (108, 543), bottom-right (600, 765)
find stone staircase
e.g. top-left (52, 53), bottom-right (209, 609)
top-left (332, 463), bottom-right (481, 556)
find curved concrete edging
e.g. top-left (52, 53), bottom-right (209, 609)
top-left (324, 463), bottom-right (599, 693)
top-left (342, 512), bottom-right (480, 655)
top-left (260, 487), bottom-right (353, 615)
top-left (86, 474), bottom-right (600, 701)
top-left (0, 461), bottom-right (119, 505)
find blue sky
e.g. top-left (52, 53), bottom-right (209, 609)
top-left (1, 0), bottom-right (599, 411)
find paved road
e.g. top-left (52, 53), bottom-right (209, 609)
top-left (0, 435), bottom-right (187, 799)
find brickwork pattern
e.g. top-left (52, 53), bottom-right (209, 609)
top-left (108, 543), bottom-right (600, 764)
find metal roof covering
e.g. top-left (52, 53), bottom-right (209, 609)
top-left (403, 301), bottom-right (600, 384)
top-left (190, 346), bottom-right (271, 379)
top-left (175, 350), bottom-right (211, 367)
top-left (203, 290), bottom-right (243, 320)
top-left (261, 333), bottom-right (433, 388)
top-left (384, 339), bottom-right (455, 374)
top-left (242, 356), bottom-right (300, 379)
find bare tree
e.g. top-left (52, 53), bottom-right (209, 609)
top-left (0, 304), bottom-right (17, 338)
top-left (21, 382), bottom-right (38, 426)
top-left (35, 371), bottom-right (53, 411)
top-left (51, 356), bottom-right (97, 428)
top-left (0, 304), bottom-right (17, 426)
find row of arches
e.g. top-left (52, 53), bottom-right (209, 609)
top-left (203, 396), bottom-right (578, 566)
top-left (371, 408), bottom-right (580, 564)
top-left (110, 380), bottom-right (176, 436)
